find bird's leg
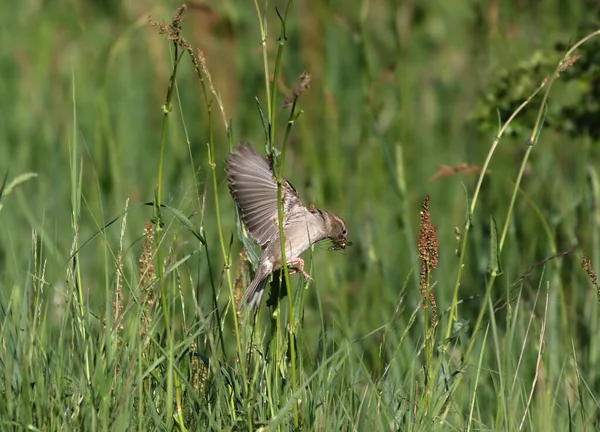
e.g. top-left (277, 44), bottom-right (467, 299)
top-left (288, 257), bottom-right (313, 280)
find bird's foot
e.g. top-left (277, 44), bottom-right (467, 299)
top-left (288, 257), bottom-right (313, 281)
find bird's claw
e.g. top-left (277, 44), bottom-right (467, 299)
top-left (288, 258), bottom-right (313, 281)
top-left (299, 270), bottom-right (313, 281)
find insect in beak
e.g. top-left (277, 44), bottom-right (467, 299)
top-left (329, 239), bottom-right (352, 251)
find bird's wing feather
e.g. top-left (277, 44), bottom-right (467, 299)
top-left (226, 144), bottom-right (305, 247)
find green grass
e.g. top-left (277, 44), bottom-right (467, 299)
top-left (1, 0), bottom-right (600, 430)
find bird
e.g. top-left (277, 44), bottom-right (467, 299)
top-left (226, 143), bottom-right (351, 309)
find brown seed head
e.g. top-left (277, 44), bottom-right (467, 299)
top-left (582, 255), bottom-right (600, 303)
top-left (417, 195), bottom-right (439, 326)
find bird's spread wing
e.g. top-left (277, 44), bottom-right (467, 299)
top-left (226, 144), bottom-right (305, 247)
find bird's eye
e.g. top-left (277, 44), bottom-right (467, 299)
top-left (341, 229), bottom-right (347, 235)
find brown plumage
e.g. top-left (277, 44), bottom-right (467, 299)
top-left (226, 144), bottom-right (350, 308)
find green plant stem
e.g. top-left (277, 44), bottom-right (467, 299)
top-left (174, 373), bottom-right (187, 431)
top-left (156, 48), bottom-right (184, 213)
top-left (422, 266), bottom-right (433, 419)
top-left (269, 1), bottom-right (298, 427)
top-left (253, 0), bottom-right (298, 427)
top-left (69, 75), bottom-right (92, 386)
top-left (189, 45), bottom-right (246, 402)
top-left (253, 0), bottom-right (272, 144)
top-left (185, 44), bottom-right (234, 365)
top-left (206, 118), bottom-right (243, 389)
top-left (155, 44), bottom-right (185, 426)
top-left (278, 101), bottom-right (300, 428)
top-left (268, 2), bottom-right (292, 149)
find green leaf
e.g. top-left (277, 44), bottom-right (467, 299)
top-left (0, 172), bottom-right (38, 213)
top-left (528, 102), bottom-right (547, 146)
top-left (488, 215), bottom-right (502, 276)
top-left (160, 203), bottom-right (206, 245)
top-left (255, 96), bottom-right (270, 153)
top-left (235, 208), bottom-right (260, 266)
top-left (0, 171), bottom-right (8, 201)
top-left (462, 182), bottom-right (472, 230)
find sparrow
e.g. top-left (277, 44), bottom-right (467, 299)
top-left (226, 143), bottom-right (351, 308)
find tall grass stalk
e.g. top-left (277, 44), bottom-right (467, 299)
top-left (441, 30), bottom-right (600, 423)
top-left (182, 22), bottom-right (247, 430)
top-left (154, 43), bottom-right (185, 427)
top-left (68, 73), bottom-right (91, 387)
top-left (253, 0), bottom-right (300, 427)
top-left (195, 55), bottom-right (246, 423)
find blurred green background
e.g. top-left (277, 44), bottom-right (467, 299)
top-left (2, 0), bottom-right (600, 428)
top-left (2, 0), bottom-right (598, 317)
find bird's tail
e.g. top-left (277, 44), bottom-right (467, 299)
top-left (241, 273), bottom-right (268, 309)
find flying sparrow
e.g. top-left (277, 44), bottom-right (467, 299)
top-left (226, 144), bottom-right (351, 309)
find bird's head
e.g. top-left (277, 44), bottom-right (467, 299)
top-left (323, 211), bottom-right (352, 251)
